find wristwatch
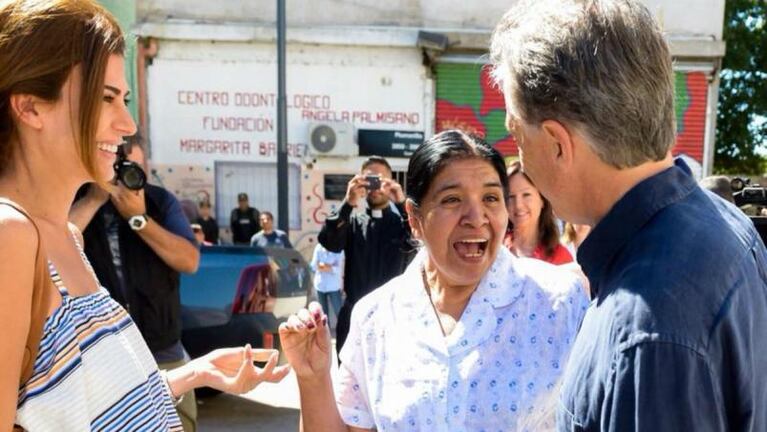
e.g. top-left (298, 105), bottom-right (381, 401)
top-left (128, 214), bottom-right (149, 231)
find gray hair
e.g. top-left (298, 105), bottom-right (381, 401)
top-left (489, 0), bottom-right (676, 169)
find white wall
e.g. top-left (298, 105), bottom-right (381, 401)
top-left (146, 41), bottom-right (429, 167)
top-left (138, 0), bottom-right (724, 39)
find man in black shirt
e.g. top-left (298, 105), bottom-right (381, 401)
top-left (319, 156), bottom-right (412, 355)
top-left (230, 192), bottom-right (260, 245)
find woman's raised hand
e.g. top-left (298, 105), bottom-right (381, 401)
top-left (278, 302), bottom-right (332, 381)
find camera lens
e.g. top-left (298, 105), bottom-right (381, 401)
top-left (115, 160), bottom-right (146, 190)
top-left (121, 165), bottom-right (146, 190)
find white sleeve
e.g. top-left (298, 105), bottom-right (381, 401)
top-left (335, 305), bottom-right (376, 429)
top-left (309, 245), bottom-right (319, 271)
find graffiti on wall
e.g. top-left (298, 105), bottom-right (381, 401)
top-left (435, 64), bottom-right (517, 155)
top-left (150, 163), bottom-right (215, 218)
top-left (294, 168), bottom-right (346, 260)
top-left (435, 64), bottom-right (709, 167)
top-left (674, 71), bottom-right (708, 163)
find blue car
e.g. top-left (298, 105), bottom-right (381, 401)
top-left (179, 245), bottom-right (314, 363)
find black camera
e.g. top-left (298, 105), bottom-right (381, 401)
top-left (114, 145), bottom-right (146, 190)
top-left (365, 175), bottom-right (381, 191)
top-left (731, 177), bottom-right (767, 207)
top-left (730, 177), bottom-right (767, 245)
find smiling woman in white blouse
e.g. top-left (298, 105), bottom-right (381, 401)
top-left (279, 130), bottom-right (590, 431)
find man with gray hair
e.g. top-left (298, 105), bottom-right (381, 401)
top-left (491, 0), bottom-right (767, 430)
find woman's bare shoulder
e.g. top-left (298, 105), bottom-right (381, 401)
top-left (0, 205), bottom-right (38, 254)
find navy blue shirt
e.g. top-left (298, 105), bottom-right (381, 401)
top-left (250, 229), bottom-right (292, 249)
top-left (557, 160), bottom-right (767, 431)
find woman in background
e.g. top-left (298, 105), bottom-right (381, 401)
top-left (505, 161), bottom-right (573, 264)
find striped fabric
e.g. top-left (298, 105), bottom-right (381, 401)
top-left (15, 258), bottom-right (183, 431)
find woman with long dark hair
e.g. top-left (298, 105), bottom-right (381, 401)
top-left (279, 130), bottom-right (589, 431)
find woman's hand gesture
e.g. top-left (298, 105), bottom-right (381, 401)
top-left (278, 302), bottom-right (332, 382)
top-left (191, 345), bottom-right (290, 394)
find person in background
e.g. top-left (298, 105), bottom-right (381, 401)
top-left (309, 242), bottom-right (344, 327)
top-left (250, 211), bottom-right (292, 248)
top-left (280, 130), bottom-right (588, 431)
top-left (72, 141), bottom-right (203, 430)
top-left (192, 223), bottom-right (212, 246)
top-left (318, 156), bottom-right (413, 356)
top-left (0, 2), bottom-right (288, 430)
top-left (195, 199), bottom-right (219, 244)
top-left (230, 192), bottom-right (260, 245)
top-left (505, 161), bottom-right (573, 264)
top-left (490, 0), bottom-right (767, 429)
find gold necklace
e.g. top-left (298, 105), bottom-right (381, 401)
top-left (421, 268), bottom-right (447, 337)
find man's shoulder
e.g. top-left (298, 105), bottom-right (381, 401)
top-left (145, 183), bottom-right (173, 200)
top-left (648, 187), bottom-right (754, 255)
top-left (145, 184), bottom-right (180, 210)
top-left (619, 188), bottom-right (754, 286)
top-left (592, 189), bottom-right (760, 341)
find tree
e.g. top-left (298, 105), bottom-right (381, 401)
top-left (715, 0), bottom-right (767, 174)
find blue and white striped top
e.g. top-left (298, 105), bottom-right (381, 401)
top-left (14, 253), bottom-right (183, 430)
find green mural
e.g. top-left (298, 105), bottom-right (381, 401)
top-left (99, 0), bottom-right (138, 121)
top-left (437, 63), bottom-right (708, 161)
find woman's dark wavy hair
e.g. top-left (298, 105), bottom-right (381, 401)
top-left (406, 129), bottom-right (508, 206)
top-left (507, 160), bottom-right (560, 257)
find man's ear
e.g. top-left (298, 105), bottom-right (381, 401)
top-left (541, 119), bottom-right (575, 168)
top-left (405, 199), bottom-right (422, 239)
top-left (9, 94), bottom-right (44, 130)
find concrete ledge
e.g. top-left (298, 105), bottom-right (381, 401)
top-left (134, 20), bottom-right (726, 58)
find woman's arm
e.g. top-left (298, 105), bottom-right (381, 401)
top-left (163, 346), bottom-right (290, 398)
top-left (297, 372), bottom-right (351, 432)
top-left (280, 303), bottom-right (369, 432)
top-left (0, 210), bottom-right (38, 430)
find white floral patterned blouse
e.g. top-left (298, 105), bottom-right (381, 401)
top-left (335, 247), bottom-right (590, 432)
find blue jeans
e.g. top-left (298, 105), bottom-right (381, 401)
top-left (317, 290), bottom-right (343, 321)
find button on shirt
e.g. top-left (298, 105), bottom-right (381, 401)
top-left (336, 248), bottom-right (589, 431)
top-left (558, 160), bottom-right (767, 431)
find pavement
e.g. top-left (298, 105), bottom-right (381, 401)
top-left (197, 394), bottom-right (298, 431)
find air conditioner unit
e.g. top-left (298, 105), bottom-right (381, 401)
top-left (307, 122), bottom-right (356, 157)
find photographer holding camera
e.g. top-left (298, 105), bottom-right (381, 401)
top-left (318, 156), bottom-right (413, 356)
top-left (69, 138), bottom-right (201, 431)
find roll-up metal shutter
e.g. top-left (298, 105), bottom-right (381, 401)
top-left (435, 63), bottom-right (517, 156)
top-left (436, 64), bottom-right (708, 163)
top-left (674, 71), bottom-right (708, 163)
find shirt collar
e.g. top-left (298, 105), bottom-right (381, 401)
top-left (401, 247), bottom-right (522, 309)
top-left (578, 158), bottom-right (697, 295)
top-left (395, 248), bottom-right (525, 357)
